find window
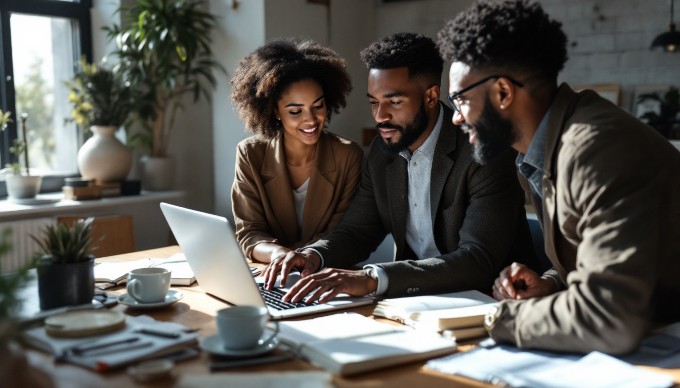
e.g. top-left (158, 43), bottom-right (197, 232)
top-left (0, 0), bottom-right (92, 177)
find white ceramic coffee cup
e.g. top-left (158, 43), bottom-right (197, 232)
top-left (127, 267), bottom-right (171, 303)
top-left (216, 306), bottom-right (279, 350)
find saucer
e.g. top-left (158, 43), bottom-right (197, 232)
top-left (118, 290), bottom-right (183, 309)
top-left (199, 334), bottom-right (279, 357)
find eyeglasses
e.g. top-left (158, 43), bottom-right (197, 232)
top-left (447, 75), bottom-right (524, 114)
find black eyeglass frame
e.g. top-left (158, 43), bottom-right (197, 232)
top-left (447, 75), bottom-right (524, 114)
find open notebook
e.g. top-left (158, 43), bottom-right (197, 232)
top-left (93, 253), bottom-right (196, 289)
top-left (160, 203), bottom-right (374, 319)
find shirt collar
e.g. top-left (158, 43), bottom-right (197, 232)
top-left (518, 109), bottom-right (550, 172)
top-left (400, 103), bottom-right (443, 161)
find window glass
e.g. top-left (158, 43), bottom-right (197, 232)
top-left (10, 13), bottom-right (79, 174)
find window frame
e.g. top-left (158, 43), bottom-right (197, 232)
top-left (0, 0), bottom-right (92, 179)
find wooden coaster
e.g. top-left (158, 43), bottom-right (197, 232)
top-left (45, 310), bottom-right (126, 338)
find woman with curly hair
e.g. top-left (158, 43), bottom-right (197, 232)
top-left (230, 39), bottom-right (363, 264)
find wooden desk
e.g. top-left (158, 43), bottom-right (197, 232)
top-left (24, 246), bottom-right (680, 387)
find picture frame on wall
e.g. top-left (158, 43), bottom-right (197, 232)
top-left (632, 85), bottom-right (669, 119)
top-left (574, 84), bottom-right (621, 107)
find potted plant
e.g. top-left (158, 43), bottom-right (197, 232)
top-left (105, 0), bottom-right (223, 190)
top-left (32, 218), bottom-right (95, 310)
top-left (637, 86), bottom-right (680, 138)
top-left (1, 110), bottom-right (42, 201)
top-left (66, 59), bottom-right (134, 183)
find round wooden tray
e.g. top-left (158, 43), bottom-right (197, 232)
top-left (45, 310), bottom-right (126, 338)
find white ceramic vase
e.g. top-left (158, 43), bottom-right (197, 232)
top-left (141, 156), bottom-right (176, 191)
top-left (77, 125), bottom-right (132, 183)
top-left (6, 175), bottom-right (42, 200)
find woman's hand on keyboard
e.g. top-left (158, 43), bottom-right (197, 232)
top-left (263, 249), bottom-right (320, 290)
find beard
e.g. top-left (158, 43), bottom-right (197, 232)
top-left (376, 102), bottom-right (429, 154)
top-left (468, 96), bottom-right (516, 165)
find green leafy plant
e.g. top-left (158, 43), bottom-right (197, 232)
top-left (0, 110), bottom-right (19, 174)
top-left (32, 218), bottom-right (94, 264)
top-left (0, 109), bottom-right (11, 131)
top-left (637, 86), bottom-right (680, 138)
top-left (0, 111), bottom-right (31, 175)
top-left (65, 59), bottom-right (133, 131)
top-left (105, 0), bottom-right (223, 157)
top-left (0, 228), bottom-right (33, 320)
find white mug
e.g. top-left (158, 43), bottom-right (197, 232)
top-left (127, 267), bottom-right (171, 303)
top-left (216, 306), bottom-right (279, 350)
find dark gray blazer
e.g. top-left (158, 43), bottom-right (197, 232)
top-left (308, 105), bottom-right (536, 297)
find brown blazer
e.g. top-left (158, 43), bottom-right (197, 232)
top-left (493, 84), bottom-right (680, 355)
top-left (231, 131), bottom-right (363, 261)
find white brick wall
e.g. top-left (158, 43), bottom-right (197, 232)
top-left (375, 0), bottom-right (679, 115)
top-left (543, 0), bottom-right (680, 112)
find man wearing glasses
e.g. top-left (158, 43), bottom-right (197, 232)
top-left (264, 32), bottom-right (537, 301)
top-left (439, 0), bottom-right (680, 354)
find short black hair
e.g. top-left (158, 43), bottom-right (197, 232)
top-left (437, 0), bottom-right (568, 82)
top-left (360, 32), bottom-right (443, 85)
top-left (230, 39), bottom-right (351, 138)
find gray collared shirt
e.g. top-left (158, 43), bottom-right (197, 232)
top-left (517, 110), bottom-right (550, 203)
top-left (399, 105), bottom-right (444, 260)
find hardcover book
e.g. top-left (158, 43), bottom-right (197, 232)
top-left (278, 313), bottom-right (457, 376)
top-left (373, 290), bottom-right (498, 340)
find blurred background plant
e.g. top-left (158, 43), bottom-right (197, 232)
top-left (0, 228), bottom-right (33, 322)
top-left (105, 0), bottom-right (223, 157)
top-left (65, 58), bottom-right (133, 133)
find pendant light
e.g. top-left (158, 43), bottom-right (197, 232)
top-left (651, 0), bottom-right (680, 52)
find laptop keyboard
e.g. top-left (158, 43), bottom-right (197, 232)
top-left (258, 284), bottom-right (319, 311)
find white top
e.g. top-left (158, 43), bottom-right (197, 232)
top-left (293, 178), bottom-right (310, 228)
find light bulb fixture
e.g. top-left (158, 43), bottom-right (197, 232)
top-left (651, 0), bottom-right (680, 52)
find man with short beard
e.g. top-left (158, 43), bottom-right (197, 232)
top-left (438, 0), bottom-right (680, 354)
top-left (264, 32), bottom-right (537, 302)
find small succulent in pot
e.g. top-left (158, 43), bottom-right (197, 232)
top-left (32, 218), bottom-right (96, 310)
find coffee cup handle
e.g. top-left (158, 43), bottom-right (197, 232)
top-left (261, 321), bottom-right (280, 346)
top-left (127, 278), bottom-right (143, 301)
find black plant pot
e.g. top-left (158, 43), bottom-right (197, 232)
top-left (37, 257), bottom-right (95, 310)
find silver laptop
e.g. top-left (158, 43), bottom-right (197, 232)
top-left (160, 203), bottom-right (374, 319)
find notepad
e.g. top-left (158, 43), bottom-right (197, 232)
top-left (22, 315), bottom-right (199, 372)
top-left (427, 345), bottom-right (674, 388)
top-left (278, 313), bottom-right (457, 376)
top-left (94, 253), bottom-right (196, 289)
top-left (372, 290), bottom-right (497, 339)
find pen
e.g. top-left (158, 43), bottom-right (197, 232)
top-left (81, 341), bottom-right (152, 357)
top-left (137, 328), bottom-right (181, 339)
top-left (72, 337), bottom-right (140, 355)
top-left (209, 353), bottom-right (295, 371)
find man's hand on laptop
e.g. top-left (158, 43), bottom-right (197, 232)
top-left (281, 268), bottom-right (377, 304)
top-left (263, 249), bottom-right (321, 290)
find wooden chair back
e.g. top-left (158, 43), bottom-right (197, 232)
top-left (56, 215), bottom-right (135, 258)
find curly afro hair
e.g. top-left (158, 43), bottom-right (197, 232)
top-left (360, 32), bottom-right (443, 86)
top-left (230, 39), bottom-right (351, 138)
top-left (437, 0), bottom-right (568, 82)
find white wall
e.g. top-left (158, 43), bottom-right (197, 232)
top-left (209, 0), bottom-right (266, 220)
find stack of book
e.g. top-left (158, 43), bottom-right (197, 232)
top-left (373, 290), bottom-right (498, 341)
top-left (62, 180), bottom-right (124, 200)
